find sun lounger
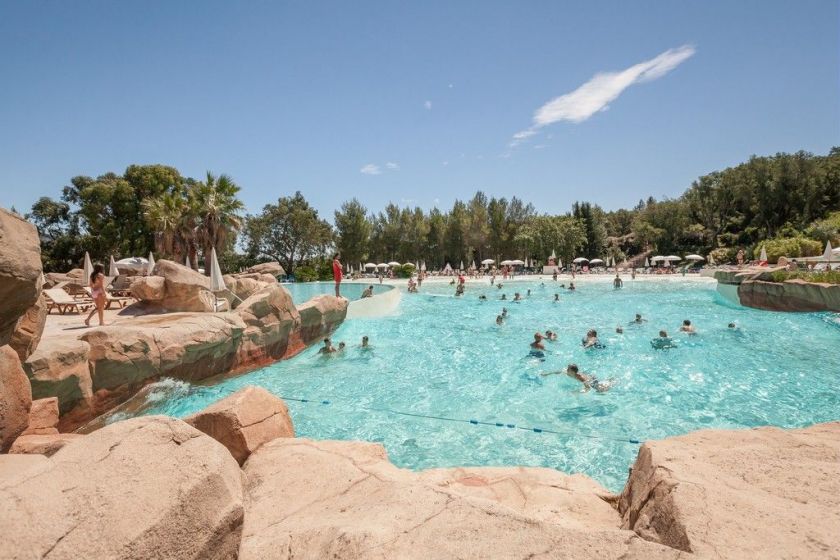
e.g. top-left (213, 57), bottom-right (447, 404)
top-left (44, 288), bottom-right (93, 315)
top-left (83, 287), bottom-right (134, 309)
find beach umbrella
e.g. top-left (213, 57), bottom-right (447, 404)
top-left (664, 255), bottom-right (681, 261)
top-left (184, 254), bottom-right (191, 268)
top-left (147, 252), bottom-right (156, 275)
top-left (572, 257), bottom-right (588, 264)
top-left (108, 255), bottom-right (120, 277)
top-left (759, 246), bottom-right (768, 263)
top-left (610, 256), bottom-right (616, 267)
top-left (550, 249), bottom-right (556, 260)
top-left (83, 252), bottom-right (93, 282)
top-left (209, 248), bottom-right (227, 292)
top-left (650, 256), bottom-right (664, 263)
top-left (471, 260), bottom-right (476, 270)
top-left (415, 261), bottom-right (419, 269)
top-left (421, 261), bottom-right (427, 271)
top-left (364, 263), bottom-right (376, 269)
top-left (707, 254), bottom-right (716, 265)
top-left (387, 261), bottom-right (401, 267)
top-left (685, 254), bottom-right (704, 261)
top-left (821, 241), bottom-right (833, 262)
top-left (481, 258), bottom-right (495, 265)
top-left (557, 258), bottom-right (563, 268)
top-left (510, 259), bottom-right (524, 265)
top-left (500, 260), bottom-right (512, 266)
top-left (404, 262), bottom-right (416, 268)
top-left (644, 257), bottom-right (650, 267)
top-left (377, 263), bottom-right (388, 269)
top-left (345, 262), bottom-right (350, 273)
top-left (589, 258), bottom-right (604, 265)
top-left (459, 260), bottom-right (464, 270)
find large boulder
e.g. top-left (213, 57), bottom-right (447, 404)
top-left (296, 295), bottom-right (348, 346)
top-left (0, 208), bottom-right (42, 345)
top-left (245, 261), bottom-right (284, 277)
top-left (0, 416), bottom-right (245, 560)
top-left (132, 259), bottom-right (215, 312)
top-left (24, 336), bottom-right (93, 414)
top-left (738, 279), bottom-right (840, 312)
top-left (9, 293), bottom-right (48, 361)
top-left (130, 275), bottom-right (165, 301)
top-left (240, 438), bottom-right (680, 560)
top-left (618, 422), bottom-right (840, 558)
top-left (0, 345), bottom-right (32, 452)
top-left (223, 275), bottom-right (270, 305)
top-left (80, 312), bottom-right (246, 392)
top-left (236, 285), bottom-right (300, 361)
top-left (10, 433), bottom-right (84, 457)
top-left (21, 397), bottom-right (59, 435)
top-left (186, 386), bottom-right (294, 465)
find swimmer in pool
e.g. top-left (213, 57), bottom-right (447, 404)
top-left (530, 332), bottom-right (545, 352)
top-left (616, 326), bottom-right (624, 334)
top-left (337, 342), bottom-right (346, 352)
top-left (582, 329), bottom-right (603, 349)
top-left (542, 363), bottom-right (613, 392)
top-left (630, 313), bottom-right (646, 324)
top-left (544, 330), bottom-right (557, 341)
top-left (360, 335), bottom-right (371, 349)
top-left (554, 293), bottom-right (559, 302)
top-left (478, 294), bottom-right (487, 300)
top-left (501, 293), bottom-right (507, 300)
top-left (318, 338), bottom-right (336, 354)
top-left (513, 292), bottom-right (522, 301)
top-left (527, 289), bottom-right (531, 296)
top-left (496, 315), bottom-right (504, 326)
top-left (568, 282), bottom-right (576, 291)
top-left (679, 319), bottom-right (696, 334)
top-left (651, 330), bottom-right (677, 349)
top-left (501, 307), bottom-right (508, 318)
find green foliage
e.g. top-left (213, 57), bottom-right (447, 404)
top-left (334, 199), bottom-right (372, 265)
top-left (709, 247), bottom-right (736, 265)
top-left (756, 237), bottom-right (822, 263)
top-left (769, 269), bottom-right (840, 285)
top-left (392, 264), bottom-right (415, 278)
top-left (807, 211), bottom-right (840, 244)
top-left (294, 265), bottom-right (319, 282)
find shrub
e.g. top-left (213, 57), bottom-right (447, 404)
top-left (709, 247), bottom-right (736, 264)
top-left (294, 265), bottom-right (318, 282)
top-left (769, 270), bottom-right (840, 285)
top-left (756, 237), bottom-right (822, 263)
top-left (392, 264), bottom-right (416, 278)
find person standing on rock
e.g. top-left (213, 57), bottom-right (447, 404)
top-left (332, 253), bottom-right (343, 298)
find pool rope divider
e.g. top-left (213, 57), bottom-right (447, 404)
top-left (210, 386), bottom-right (642, 445)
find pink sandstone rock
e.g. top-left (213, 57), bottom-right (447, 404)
top-left (185, 386), bottom-right (295, 465)
top-left (21, 397), bottom-right (59, 435)
top-left (0, 416), bottom-right (245, 560)
top-left (0, 207), bottom-right (42, 346)
top-left (239, 438), bottom-right (680, 560)
top-left (23, 336), bottom-right (92, 414)
top-left (618, 422), bottom-right (840, 558)
top-left (9, 293), bottom-right (47, 362)
top-left (130, 274), bottom-right (165, 301)
top-left (10, 433), bottom-right (84, 456)
top-left (245, 261), bottom-right (285, 277)
top-left (0, 344), bottom-right (32, 452)
top-left (236, 285), bottom-right (300, 361)
top-left (296, 294), bottom-right (349, 346)
top-left (738, 278), bottom-right (840, 312)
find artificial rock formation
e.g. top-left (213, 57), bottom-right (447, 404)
top-left (186, 386), bottom-right (295, 465)
top-left (0, 416), bottom-right (245, 560)
top-left (738, 278), bottom-right (840, 312)
top-left (297, 294), bottom-right (348, 345)
top-left (240, 438), bottom-right (680, 560)
top-left (9, 433), bottom-right (84, 457)
top-left (245, 261), bottom-right (284, 277)
top-left (9, 293), bottom-right (48, 362)
top-left (23, 336), bottom-right (92, 414)
top-left (130, 259), bottom-right (215, 312)
top-left (618, 422), bottom-right (840, 558)
top-left (236, 285), bottom-right (301, 361)
top-left (0, 345), bottom-right (32, 452)
top-left (21, 397), bottom-right (59, 435)
top-left (0, 207), bottom-right (42, 345)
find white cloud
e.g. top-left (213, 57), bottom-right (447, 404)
top-left (360, 164), bottom-right (381, 175)
top-left (424, 100), bottom-right (432, 110)
top-left (512, 44), bottom-right (695, 145)
top-left (385, 162), bottom-right (400, 170)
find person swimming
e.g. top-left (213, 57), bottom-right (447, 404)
top-left (553, 293), bottom-right (559, 302)
top-left (501, 307), bottom-right (508, 318)
top-left (528, 332), bottom-right (546, 358)
top-left (361, 285), bottom-right (374, 298)
top-left (544, 330), bottom-right (557, 341)
top-left (360, 335), bottom-right (371, 349)
top-left (513, 292), bottom-right (522, 301)
top-left (613, 274), bottom-right (623, 289)
top-left (318, 338), bottom-right (336, 354)
top-left (337, 342), bottom-right (346, 352)
top-left (582, 329), bottom-right (604, 349)
top-left (496, 315), bottom-right (504, 325)
top-left (630, 313), bottom-right (646, 324)
top-left (679, 319), bottom-right (696, 334)
top-left (616, 326), bottom-right (624, 334)
top-left (651, 330), bottom-right (677, 349)
top-left (478, 294), bottom-right (487, 300)
top-left (497, 283), bottom-right (503, 289)
top-left (542, 363), bottom-right (613, 392)
top-left (501, 293), bottom-right (507, 300)
top-left (568, 282), bottom-right (576, 291)
top-left (526, 289), bottom-right (531, 296)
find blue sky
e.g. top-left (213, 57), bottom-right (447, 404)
top-left (1, 0), bottom-right (837, 220)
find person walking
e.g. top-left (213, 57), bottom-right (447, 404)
top-left (332, 253), bottom-right (343, 297)
top-left (84, 263), bottom-right (106, 327)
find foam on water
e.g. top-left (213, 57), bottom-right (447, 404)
top-left (137, 278), bottom-right (840, 491)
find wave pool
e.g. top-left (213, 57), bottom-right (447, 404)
top-left (134, 277), bottom-right (840, 491)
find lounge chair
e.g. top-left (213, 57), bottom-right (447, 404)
top-left (44, 289), bottom-right (93, 315)
top-left (83, 287), bottom-right (134, 309)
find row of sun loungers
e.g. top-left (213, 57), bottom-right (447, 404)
top-left (43, 285), bottom-right (134, 315)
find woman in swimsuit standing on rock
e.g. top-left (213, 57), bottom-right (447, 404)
top-left (85, 263), bottom-right (106, 327)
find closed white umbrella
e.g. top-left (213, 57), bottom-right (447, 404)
top-left (821, 241), bottom-right (833, 262)
top-left (557, 258), bottom-right (563, 268)
top-left (184, 253), bottom-right (191, 268)
top-left (644, 257), bottom-right (650, 267)
top-left (759, 246), bottom-right (768, 263)
top-left (209, 247), bottom-right (226, 292)
top-left (459, 260), bottom-right (464, 270)
top-left (572, 257), bottom-right (588, 264)
top-left (421, 261), bottom-right (427, 271)
top-left (147, 252), bottom-right (156, 275)
top-left (481, 258), bottom-right (495, 265)
top-left (415, 261), bottom-right (419, 269)
top-left (550, 249), bottom-right (556, 260)
top-left (83, 252), bottom-right (93, 282)
top-left (471, 260), bottom-right (476, 270)
top-left (610, 256), bottom-right (616, 267)
top-left (108, 255), bottom-right (120, 277)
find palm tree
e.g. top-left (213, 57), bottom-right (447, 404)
top-left (142, 192), bottom-right (183, 258)
top-left (192, 172), bottom-right (244, 275)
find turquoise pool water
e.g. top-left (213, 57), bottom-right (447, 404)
top-left (134, 278), bottom-right (840, 491)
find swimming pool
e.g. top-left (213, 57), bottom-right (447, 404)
top-left (281, 281), bottom-right (371, 304)
top-left (130, 277), bottom-right (840, 491)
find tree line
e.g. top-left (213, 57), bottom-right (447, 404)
top-left (25, 148), bottom-right (840, 275)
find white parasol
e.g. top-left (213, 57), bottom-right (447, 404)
top-left (572, 257), bottom-right (588, 264)
top-left (589, 258), bottom-right (604, 265)
top-left (209, 248), bottom-right (226, 292)
top-left (510, 259), bottom-right (524, 265)
top-left (459, 260), bottom-right (464, 270)
top-left (421, 261), bottom-right (427, 271)
top-left (685, 254), bottom-right (704, 261)
top-left (481, 258), bottom-right (495, 265)
top-left (364, 263), bottom-right (377, 269)
top-left (83, 252), bottom-right (93, 282)
top-left (644, 257), bottom-right (650, 267)
top-left (108, 255), bottom-right (120, 277)
top-left (387, 261), bottom-right (401, 267)
top-left (759, 246), bottom-right (768, 263)
top-left (184, 253), bottom-right (191, 268)
top-left (147, 252), bottom-right (156, 275)
top-left (665, 255), bottom-right (682, 261)
top-left (821, 241), bottom-right (832, 262)
top-left (377, 263), bottom-right (388, 269)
